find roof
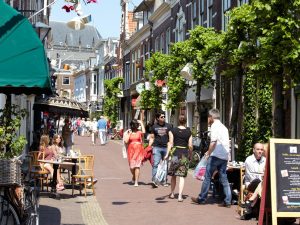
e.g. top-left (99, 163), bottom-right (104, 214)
top-left (134, 0), bottom-right (155, 13)
top-left (49, 21), bottom-right (101, 48)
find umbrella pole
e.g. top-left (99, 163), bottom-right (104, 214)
top-left (57, 114), bottom-right (61, 134)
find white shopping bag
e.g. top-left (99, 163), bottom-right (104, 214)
top-left (122, 140), bottom-right (127, 159)
top-left (155, 160), bottom-right (168, 184)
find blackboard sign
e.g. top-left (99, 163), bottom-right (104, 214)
top-left (270, 138), bottom-right (300, 225)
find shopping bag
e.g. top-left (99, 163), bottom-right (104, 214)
top-left (154, 160), bottom-right (167, 184)
top-left (122, 133), bottom-right (128, 159)
top-left (193, 157), bottom-right (208, 180)
top-left (122, 143), bottom-right (127, 159)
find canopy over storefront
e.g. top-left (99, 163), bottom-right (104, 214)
top-left (33, 96), bottom-right (88, 117)
top-left (0, 2), bottom-right (52, 95)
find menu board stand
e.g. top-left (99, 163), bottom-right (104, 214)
top-left (258, 143), bottom-right (271, 225)
top-left (269, 138), bottom-right (300, 225)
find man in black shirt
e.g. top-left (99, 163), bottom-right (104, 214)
top-left (149, 111), bottom-right (172, 187)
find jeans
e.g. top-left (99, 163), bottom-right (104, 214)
top-left (152, 146), bottom-right (167, 181)
top-left (198, 156), bottom-right (232, 205)
top-left (98, 130), bottom-right (106, 145)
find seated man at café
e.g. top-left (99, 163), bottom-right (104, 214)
top-left (240, 142), bottom-right (266, 220)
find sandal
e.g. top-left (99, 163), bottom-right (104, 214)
top-left (56, 184), bottom-right (65, 191)
top-left (169, 193), bottom-right (175, 199)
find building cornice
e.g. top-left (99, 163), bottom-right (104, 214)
top-left (168, 0), bottom-right (180, 8)
top-left (125, 24), bottom-right (151, 49)
top-left (149, 2), bottom-right (170, 23)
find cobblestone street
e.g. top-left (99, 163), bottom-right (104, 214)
top-left (39, 135), bottom-right (257, 225)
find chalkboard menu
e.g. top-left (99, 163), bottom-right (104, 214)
top-left (274, 143), bottom-right (300, 212)
top-left (270, 138), bottom-right (300, 225)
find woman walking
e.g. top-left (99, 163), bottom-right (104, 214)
top-left (165, 115), bottom-right (193, 202)
top-left (123, 119), bottom-right (145, 187)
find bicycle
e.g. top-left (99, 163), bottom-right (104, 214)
top-left (189, 131), bottom-right (210, 168)
top-left (110, 128), bottom-right (123, 140)
top-left (0, 157), bottom-right (39, 225)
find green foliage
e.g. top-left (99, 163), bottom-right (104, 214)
top-left (142, 27), bottom-right (223, 111)
top-left (257, 78), bottom-right (273, 142)
top-left (104, 77), bottom-right (124, 127)
top-left (238, 73), bottom-right (257, 161)
top-left (90, 111), bottom-right (101, 121)
top-left (188, 26), bottom-right (224, 85)
top-left (0, 104), bottom-right (28, 159)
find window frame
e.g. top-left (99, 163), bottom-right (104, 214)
top-left (62, 76), bottom-right (70, 85)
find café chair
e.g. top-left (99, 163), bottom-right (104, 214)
top-left (72, 155), bottom-right (95, 197)
top-left (29, 151), bottom-right (50, 191)
top-left (237, 166), bottom-right (246, 216)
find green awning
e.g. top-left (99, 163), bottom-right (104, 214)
top-left (0, 1), bottom-right (52, 95)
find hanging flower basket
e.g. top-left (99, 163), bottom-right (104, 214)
top-left (0, 159), bottom-right (21, 186)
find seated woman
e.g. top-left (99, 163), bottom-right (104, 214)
top-left (51, 134), bottom-right (65, 156)
top-left (38, 134), bottom-right (65, 191)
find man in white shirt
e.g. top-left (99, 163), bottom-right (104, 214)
top-left (244, 143), bottom-right (266, 187)
top-left (240, 143), bottom-right (266, 219)
top-left (191, 108), bottom-right (232, 207)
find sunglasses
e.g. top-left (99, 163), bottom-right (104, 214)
top-left (160, 116), bottom-right (165, 119)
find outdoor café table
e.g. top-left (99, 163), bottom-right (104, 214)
top-left (211, 162), bottom-right (245, 198)
top-left (62, 156), bottom-right (80, 179)
top-left (227, 162), bottom-right (245, 191)
top-left (38, 159), bottom-right (75, 199)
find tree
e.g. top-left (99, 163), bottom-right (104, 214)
top-left (0, 104), bottom-right (27, 159)
top-left (249, 0), bottom-right (300, 137)
top-left (103, 77), bottom-right (124, 127)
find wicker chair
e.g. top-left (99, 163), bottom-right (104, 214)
top-left (72, 155), bottom-right (95, 197)
top-left (29, 151), bottom-right (50, 191)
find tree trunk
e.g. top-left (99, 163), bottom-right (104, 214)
top-left (196, 78), bottom-right (202, 132)
top-left (230, 69), bottom-right (243, 138)
top-left (273, 77), bottom-right (284, 138)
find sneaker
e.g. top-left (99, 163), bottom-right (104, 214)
top-left (87, 178), bottom-right (98, 188)
top-left (232, 189), bottom-right (239, 197)
top-left (218, 203), bottom-right (231, 208)
top-left (163, 183), bottom-right (169, 187)
top-left (151, 181), bottom-right (158, 188)
top-left (191, 197), bottom-right (205, 205)
top-left (240, 200), bottom-right (252, 208)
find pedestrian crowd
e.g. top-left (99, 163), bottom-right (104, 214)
top-left (123, 108), bottom-right (268, 221)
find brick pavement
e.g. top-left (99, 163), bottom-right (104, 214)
top-left (39, 135), bottom-right (257, 225)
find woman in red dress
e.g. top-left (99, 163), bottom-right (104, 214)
top-left (123, 119), bottom-right (145, 187)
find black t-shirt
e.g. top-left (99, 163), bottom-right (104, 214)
top-left (172, 127), bottom-right (191, 147)
top-left (151, 122), bottom-right (172, 147)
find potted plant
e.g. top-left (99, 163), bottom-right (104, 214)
top-left (0, 104), bottom-right (27, 186)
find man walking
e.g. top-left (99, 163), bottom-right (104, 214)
top-left (97, 116), bottom-right (107, 145)
top-left (148, 111), bottom-right (172, 187)
top-left (191, 108), bottom-right (232, 207)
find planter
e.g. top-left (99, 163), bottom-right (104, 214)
top-left (0, 159), bottom-right (22, 186)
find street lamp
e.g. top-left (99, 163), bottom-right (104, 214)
top-left (34, 22), bottom-right (51, 42)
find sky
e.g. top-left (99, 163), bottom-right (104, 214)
top-left (50, 0), bottom-right (141, 38)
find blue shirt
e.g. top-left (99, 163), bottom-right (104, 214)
top-left (97, 119), bottom-right (107, 130)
